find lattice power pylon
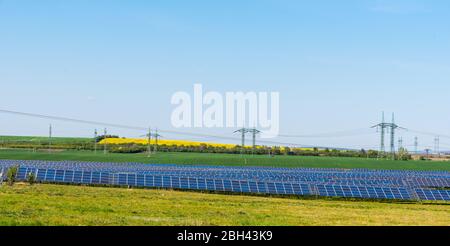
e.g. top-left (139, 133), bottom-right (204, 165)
top-left (234, 128), bottom-right (260, 154)
top-left (372, 112), bottom-right (405, 159)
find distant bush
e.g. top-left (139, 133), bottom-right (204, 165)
top-left (27, 172), bottom-right (37, 185)
top-left (109, 145), bottom-right (146, 154)
top-left (6, 165), bottom-right (19, 186)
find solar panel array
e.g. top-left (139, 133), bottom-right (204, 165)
top-left (1, 159), bottom-right (449, 201)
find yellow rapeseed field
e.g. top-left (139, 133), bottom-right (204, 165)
top-left (100, 138), bottom-right (315, 152)
top-left (100, 138), bottom-right (240, 149)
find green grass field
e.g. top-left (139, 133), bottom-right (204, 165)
top-left (0, 136), bottom-right (92, 144)
top-left (0, 149), bottom-right (449, 171)
top-left (1, 148), bottom-right (449, 226)
top-left (0, 183), bottom-right (449, 226)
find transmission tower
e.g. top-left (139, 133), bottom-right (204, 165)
top-left (434, 136), bottom-right (440, 157)
top-left (234, 128), bottom-right (260, 154)
top-left (372, 112), bottom-right (388, 158)
top-left (153, 129), bottom-right (162, 154)
top-left (94, 129), bottom-right (98, 154)
top-left (141, 128), bottom-right (162, 156)
top-left (234, 128), bottom-right (249, 153)
top-left (249, 128), bottom-right (261, 154)
top-left (414, 136), bottom-right (418, 154)
top-left (398, 137), bottom-right (403, 152)
top-left (103, 128), bottom-right (107, 154)
top-left (425, 148), bottom-right (431, 159)
top-left (372, 112), bottom-right (405, 159)
top-left (146, 127), bottom-right (152, 157)
top-left (49, 124), bottom-right (52, 153)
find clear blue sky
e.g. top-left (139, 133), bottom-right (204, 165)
top-left (0, 0), bottom-right (449, 150)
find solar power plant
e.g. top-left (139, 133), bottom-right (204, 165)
top-left (1, 160), bottom-right (449, 201)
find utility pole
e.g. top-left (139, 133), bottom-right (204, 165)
top-left (372, 112), bottom-right (387, 159)
top-left (48, 124), bottom-right (52, 153)
top-left (147, 127), bottom-right (152, 157)
top-left (154, 128), bottom-right (161, 154)
top-left (103, 128), bottom-right (107, 155)
top-left (94, 129), bottom-right (98, 154)
top-left (234, 128), bottom-right (250, 154)
top-left (141, 128), bottom-right (162, 156)
top-left (389, 113), bottom-right (403, 160)
top-left (434, 136), bottom-right (440, 157)
top-left (414, 136), bottom-right (418, 154)
top-left (372, 112), bottom-right (404, 160)
top-left (398, 137), bottom-right (403, 152)
top-left (234, 128), bottom-right (259, 154)
top-left (425, 149), bottom-right (431, 159)
top-left (248, 128), bottom-right (261, 155)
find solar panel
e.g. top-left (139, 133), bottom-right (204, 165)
top-left (2, 159), bottom-right (449, 201)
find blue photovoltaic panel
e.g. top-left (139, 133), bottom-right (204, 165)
top-left (249, 181), bottom-right (258, 193)
top-left (64, 170), bottom-right (74, 183)
top-left (206, 179), bottom-right (215, 191)
top-left (198, 179), bottom-right (206, 190)
top-left (82, 171), bottom-right (92, 184)
top-left (45, 170), bottom-right (56, 182)
top-left (3, 159), bottom-right (449, 201)
top-left (188, 178), bottom-right (198, 190)
top-left (223, 180), bottom-right (232, 192)
top-left (91, 172), bottom-right (101, 184)
top-left (172, 176), bottom-right (181, 189)
top-left (73, 171), bottom-right (83, 183)
top-left (240, 181), bottom-right (250, 193)
top-left (162, 176), bottom-right (171, 188)
top-left (145, 175), bottom-right (154, 187)
top-left (128, 174), bottom-right (137, 186)
top-left (180, 177), bottom-right (189, 189)
top-left (118, 174), bottom-right (127, 185)
top-left (101, 173), bottom-right (111, 185)
top-left (37, 169), bottom-right (46, 181)
top-left (55, 170), bottom-right (65, 182)
top-left (257, 182), bottom-right (267, 194)
top-left (231, 180), bottom-right (241, 192)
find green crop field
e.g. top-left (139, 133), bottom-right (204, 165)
top-left (0, 149), bottom-right (449, 171)
top-left (0, 136), bottom-right (92, 144)
top-left (0, 183), bottom-right (449, 226)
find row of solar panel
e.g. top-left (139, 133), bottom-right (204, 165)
top-left (5, 160), bottom-right (448, 177)
top-left (15, 165), bottom-right (450, 189)
top-left (415, 189), bottom-right (450, 201)
top-left (13, 167), bottom-right (450, 201)
top-left (16, 167), bottom-right (312, 195)
top-left (316, 185), bottom-right (412, 200)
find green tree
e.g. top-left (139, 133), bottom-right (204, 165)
top-left (6, 165), bottom-right (19, 186)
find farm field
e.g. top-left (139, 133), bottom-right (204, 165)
top-left (0, 149), bottom-right (449, 171)
top-left (0, 183), bottom-right (449, 226)
top-left (0, 136), bottom-right (92, 144)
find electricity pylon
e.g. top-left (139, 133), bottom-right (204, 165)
top-left (372, 112), bottom-right (405, 159)
top-left (398, 137), bottom-right (403, 152)
top-left (249, 128), bottom-right (261, 154)
top-left (434, 136), bottom-right (440, 157)
top-left (234, 128), bottom-right (249, 153)
top-left (103, 128), bottom-right (107, 154)
top-left (48, 124), bottom-right (52, 153)
top-left (153, 129), bottom-right (162, 153)
top-left (94, 129), bottom-right (98, 154)
top-left (414, 136), bottom-right (418, 154)
top-left (141, 128), bottom-right (162, 156)
top-left (372, 112), bottom-right (388, 158)
top-left (234, 128), bottom-right (260, 154)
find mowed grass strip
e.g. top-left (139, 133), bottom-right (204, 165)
top-left (0, 184), bottom-right (449, 226)
top-left (1, 149), bottom-right (450, 171)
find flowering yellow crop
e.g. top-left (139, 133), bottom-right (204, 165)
top-left (100, 138), bottom-right (315, 152)
top-left (99, 138), bottom-right (241, 149)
